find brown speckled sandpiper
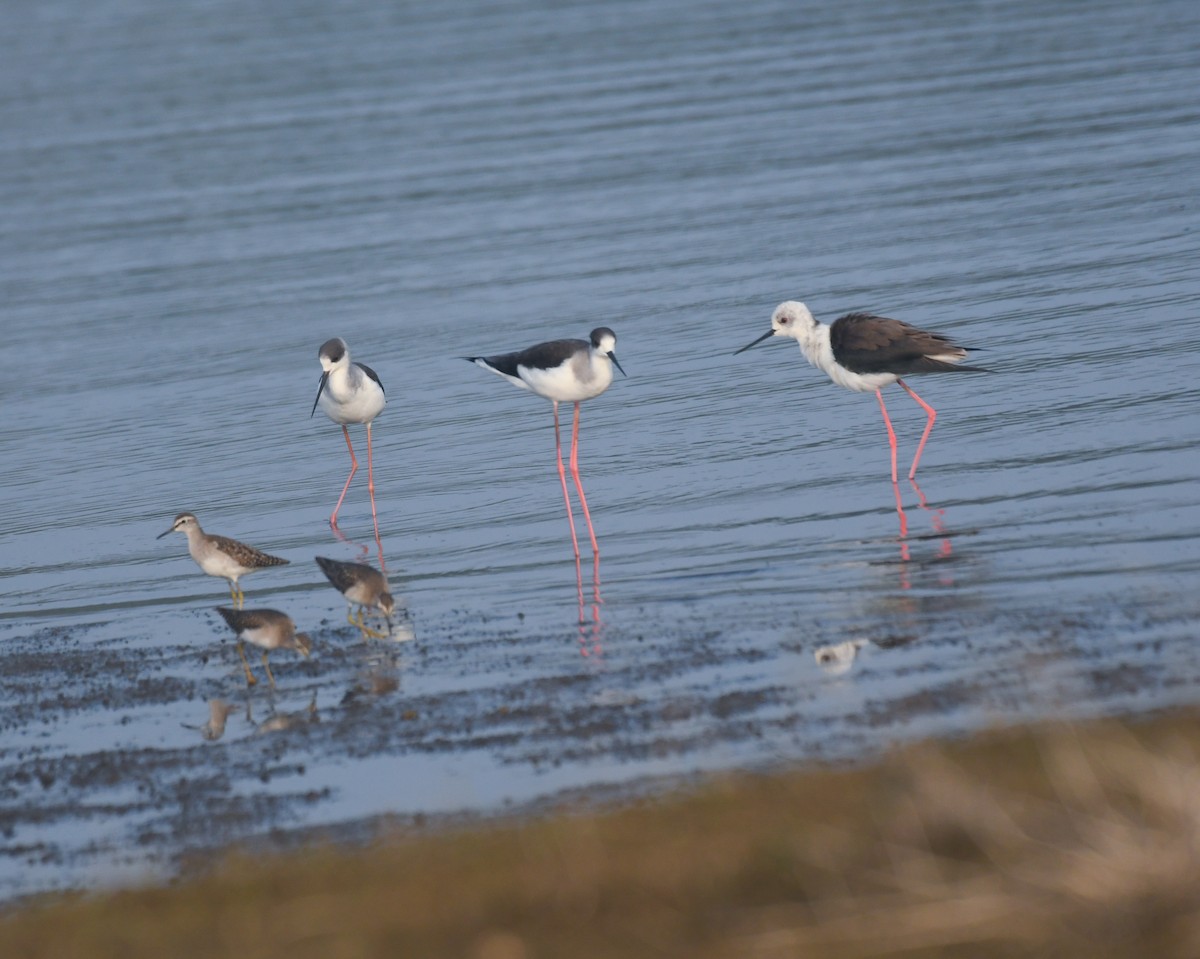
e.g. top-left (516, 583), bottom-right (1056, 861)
top-left (314, 556), bottom-right (395, 639)
top-left (215, 607), bottom-right (312, 688)
top-left (158, 512), bottom-right (289, 608)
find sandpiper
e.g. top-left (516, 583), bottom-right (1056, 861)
top-left (464, 328), bottom-right (625, 585)
top-left (215, 607), bottom-right (312, 688)
top-left (314, 555), bottom-right (395, 639)
top-left (157, 512), bottom-right (289, 608)
top-left (311, 337), bottom-right (386, 540)
top-left (736, 302), bottom-right (987, 482)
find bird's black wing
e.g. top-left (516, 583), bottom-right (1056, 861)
top-left (216, 607), bottom-right (281, 632)
top-left (356, 362), bottom-right (385, 394)
top-left (315, 556), bottom-right (369, 593)
top-left (831, 312), bottom-right (984, 374)
top-left (474, 338), bottom-right (588, 377)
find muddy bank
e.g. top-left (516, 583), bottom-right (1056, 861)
top-left (2, 587), bottom-right (1198, 902)
top-left (4, 707), bottom-right (1200, 958)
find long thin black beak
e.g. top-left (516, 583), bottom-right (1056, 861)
top-left (734, 330), bottom-right (775, 355)
top-left (156, 526), bottom-right (176, 539)
top-left (310, 371), bottom-right (329, 418)
top-left (609, 352), bottom-right (627, 377)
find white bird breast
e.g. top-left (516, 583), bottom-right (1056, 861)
top-left (518, 354), bottom-right (613, 403)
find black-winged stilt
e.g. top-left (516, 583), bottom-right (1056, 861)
top-left (465, 327), bottom-right (625, 606)
top-left (311, 337), bottom-right (386, 543)
top-left (736, 301), bottom-right (987, 482)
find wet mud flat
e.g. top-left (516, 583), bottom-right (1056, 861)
top-left (5, 705), bottom-right (1200, 959)
top-left (1, 585), bottom-right (1198, 903)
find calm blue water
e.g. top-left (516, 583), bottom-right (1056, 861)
top-left (2, 0), bottom-right (1199, 898)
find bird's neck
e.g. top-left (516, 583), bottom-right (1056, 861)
top-left (793, 322), bottom-right (833, 373)
top-left (584, 348), bottom-right (611, 380)
top-left (183, 526), bottom-right (208, 559)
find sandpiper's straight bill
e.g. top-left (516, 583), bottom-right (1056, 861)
top-left (215, 607), bottom-right (312, 688)
top-left (464, 327), bottom-right (625, 610)
top-left (736, 301), bottom-right (988, 483)
top-left (157, 512), bottom-right (289, 608)
top-left (311, 337), bottom-right (386, 543)
top-left (314, 555), bottom-right (396, 640)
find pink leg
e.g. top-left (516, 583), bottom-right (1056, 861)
top-left (553, 403), bottom-right (585, 608)
top-left (365, 422), bottom-right (383, 555)
top-left (898, 379), bottom-right (937, 480)
top-left (568, 402), bottom-right (600, 556)
top-left (568, 403), bottom-right (604, 609)
top-left (875, 389), bottom-right (899, 485)
top-left (331, 425), bottom-right (358, 529)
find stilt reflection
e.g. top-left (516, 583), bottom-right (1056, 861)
top-left (893, 478), bottom-right (957, 590)
top-left (329, 521), bottom-right (387, 576)
top-left (577, 556), bottom-right (604, 659)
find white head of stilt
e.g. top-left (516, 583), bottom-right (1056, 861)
top-left (736, 301), bottom-right (825, 359)
top-left (766, 301), bottom-right (835, 375)
top-left (769, 301), bottom-right (822, 345)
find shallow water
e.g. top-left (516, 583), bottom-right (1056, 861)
top-left (2, 0), bottom-right (1199, 899)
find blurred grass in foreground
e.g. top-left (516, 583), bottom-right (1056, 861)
top-left (3, 709), bottom-right (1200, 958)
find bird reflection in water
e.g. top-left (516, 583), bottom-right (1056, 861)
top-left (184, 695), bottom-right (320, 740)
top-left (341, 643), bottom-right (407, 706)
top-left (182, 698), bottom-right (240, 741)
top-left (893, 478), bottom-right (957, 591)
top-left (330, 521), bottom-right (389, 578)
top-left (576, 557), bottom-right (604, 659)
top-left (250, 694), bottom-right (319, 736)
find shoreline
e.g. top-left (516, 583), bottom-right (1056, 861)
top-left (3, 705), bottom-right (1199, 957)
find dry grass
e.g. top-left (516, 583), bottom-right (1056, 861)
top-left (3, 710), bottom-right (1200, 958)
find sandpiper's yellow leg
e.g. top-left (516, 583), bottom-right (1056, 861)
top-left (362, 620), bottom-right (389, 640)
top-left (237, 641), bottom-right (257, 686)
top-left (260, 651), bottom-right (276, 688)
top-left (353, 607), bottom-right (388, 640)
